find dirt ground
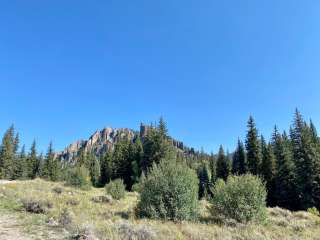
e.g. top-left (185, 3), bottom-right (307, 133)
top-left (0, 214), bottom-right (31, 240)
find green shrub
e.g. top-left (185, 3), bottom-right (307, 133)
top-left (66, 166), bottom-right (91, 190)
top-left (307, 207), bottom-right (320, 216)
top-left (210, 174), bottom-right (267, 223)
top-left (105, 179), bottom-right (126, 200)
top-left (137, 159), bottom-right (199, 221)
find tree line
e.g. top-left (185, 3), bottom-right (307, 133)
top-left (0, 110), bottom-right (319, 211)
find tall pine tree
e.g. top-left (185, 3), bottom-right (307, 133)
top-left (232, 139), bottom-right (246, 175)
top-left (245, 116), bottom-right (261, 175)
top-left (216, 145), bottom-right (230, 181)
top-left (273, 127), bottom-right (297, 210)
top-left (0, 125), bottom-right (16, 179)
top-left (260, 136), bottom-right (276, 206)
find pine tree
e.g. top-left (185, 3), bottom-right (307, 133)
top-left (158, 116), bottom-right (168, 138)
top-left (309, 119), bottom-right (319, 144)
top-left (141, 118), bottom-right (173, 172)
top-left (27, 140), bottom-right (38, 179)
top-left (11, 132), bottom-right (20, 179)
top-left (87, 152), bottom-right (100, 187)
top-left (209, 153), bottom-right (216, 185)
top-left (129, 137), bottom-right (144, 188)
top-left (273, 127), bottom-right (297, 210)
top-left (99, 152), bottom-right (112, 186)
top-left (245, 116), bottom-right (261, 175)
top-left (13, 144), bottom-right (26, 179)
top-left (43, 142), bottom-right (59, 181)
top-left (0, 125), bottom-right (15, 179)
top-left (78, 146), bottom-right (88, 167)
top-left (197, 163), bottom-right (210, 199)
top-left (216, 145), bottom-right (230, 181)
top-left (260, 136), bottom-right (276, 206)
top-left (290, 109), bottom-right (319, 209)
top-left (112, 139), bottom-right (132, 188)
top-left (232, 139), bottom-right (246, 175)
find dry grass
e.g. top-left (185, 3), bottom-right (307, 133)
top-left (0, 179), bottom-right (320, 240)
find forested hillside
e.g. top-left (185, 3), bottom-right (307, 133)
top-left (1, 110), bottom-right (320, 211)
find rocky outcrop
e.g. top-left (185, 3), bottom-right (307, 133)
top-left (59, 127), bottom-right (137, 162)
top-left (59, 124), bottom-right (188, 163)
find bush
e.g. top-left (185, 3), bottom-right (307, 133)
top-left (66, 166), bottom-right (91, 190)
top-left (105, 179), bottom-right (126, 200)
top-left (137, 159), bottom-right (199, 221)
top-left (116, 220), bottom-right (156, 240)
top-left (22, 199), bottom-right (53, 214)
top-left (307, 207), bottom-right (320, 216)
top-left (210, 174), bottom-right (267, 223)
top-left (91, 195), bottom-right (113, 204)
top-left (59, 208), bottom-right (73, 227)
top-left (66, 199), bottom-right (80, 206)
top-left (52, 186), bottom-right (63, 194)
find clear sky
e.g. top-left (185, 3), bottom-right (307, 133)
top-left (1, 1), bottom-right (320, 154)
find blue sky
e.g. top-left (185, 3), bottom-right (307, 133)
top-left (1, 1), bottom-right (320, 154)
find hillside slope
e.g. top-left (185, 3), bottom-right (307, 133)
top-left (0, 179), bottom-right (320, 240)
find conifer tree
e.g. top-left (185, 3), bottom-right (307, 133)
top-left (129, 137), bottom-right (144, 188)
top-left (99, 152), bottom-right (112, 186)
top-left (216, 145), bottom-right (230, 181)
top-left (245, 116), bottom-right (261, 175)
top-left (87, 152), bottom-right (100, 187)
top-left (197, 163), bottom-right (210, 199)
top-left (141, 118), bottom-right (173, 172)
top-left (290, 109), bottom-right (320, 209)
top-left (12, 144), bottom-right (25, 179)
top-left (158, 116), bottom-right (168, 138)
top-left (272, 127), bottom-right (297, 210)
top-left (309, 120), bottom-right (319, 144)
top-left (43, 142), bottom-right (59, 181)
top-left (232, 139), bottom-right (246, 175)
top-left (27, 140), bottom-right (38, 179)
top-left (209, 154), bottom-right (216, 185)
top-left (0, 125), bottom-right (15, 179)
top-left (260, 136), bottom-right (276, 206)
top-left (11, 132), bottom-right (21, 179)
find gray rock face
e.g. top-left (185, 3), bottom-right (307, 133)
top-left (59, 127), bottom-right (137, 162)
top-left (58, 124), bottom-right (187, 163)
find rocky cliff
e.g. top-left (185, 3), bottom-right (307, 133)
top-left (59, 124), bottom-right (186, 162)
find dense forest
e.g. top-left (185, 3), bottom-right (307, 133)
top-left (0, 109), bottom-right (320, 211)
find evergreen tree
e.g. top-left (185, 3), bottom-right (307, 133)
top-left (141, 118), bottom-right (173, 172)
top-left (12, 144), bottom-right (26, 179)
top-left (11, 132), bottom-right (21, 179)
top-left (272, 127), bottom-right (297, 210)
top-left (27, 140), bottom-right (38, 179)
top-left (158, 116), bottom-right (168, 138)
top-left (260, 136), bottom-right (276, 206)
top-left (99, 151), bottom-right (112, 186)
top-left (112, 139), bottom-right (131, 188)
top-left (309, 119), bottom-right (319, 144)
top-left (44, 142), bottom-right (59, 181)
top-left (245, 116), bottom-right (261, 175)
top-left (88, 152), bottom-right (100, 187)
top-left (209, 153), bottom-right (216, 185)
top-left (197, 163), bottom-right (210, 199)
top-left (290, 109), bottom-right (320, 209)
top-left (129, 137), bottom-right (144, 188)
top-left (216, 145), bottom-right (229, 181)
top-left (0, 125), bottom-right (15, 179)
top-left (232, 139), bottom-right (246, 175)
top-left (78, 146), bottom-right (88, 167)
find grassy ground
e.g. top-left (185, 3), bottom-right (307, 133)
top-left (0, 179), bottom-right (320, 240)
